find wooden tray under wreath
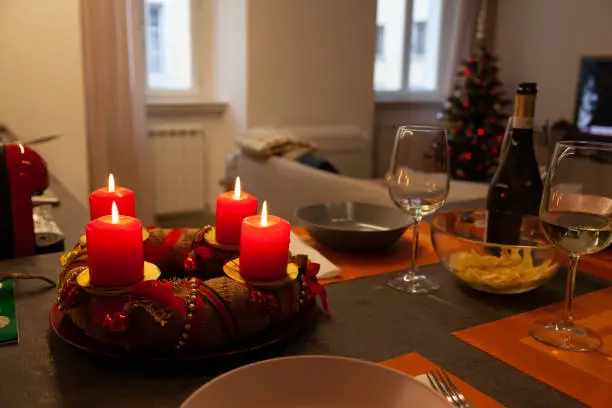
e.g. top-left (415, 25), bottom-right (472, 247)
top-left (50, 300), bottom-right (318, 361)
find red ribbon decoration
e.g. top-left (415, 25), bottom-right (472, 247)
top-left (145, 228), bottom-right (184, 265)
top-left (131, 280), bottom-right (187, 318)
top-left (184, 229), bottom-right (237, 276)
top-left (247, 286), bottom-right (280, 319)
top-left (304, 262), bottom-right (330, 314)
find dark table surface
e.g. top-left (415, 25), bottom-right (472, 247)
top-left (48, 176), bottom-right (90, 245)
top-left (1, 198), bottom-right (609, 408)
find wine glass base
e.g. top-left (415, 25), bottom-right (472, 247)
top-left (529, 320), bottom-right (602, 352)
top-left (387, 272), bottom-right (440, 294)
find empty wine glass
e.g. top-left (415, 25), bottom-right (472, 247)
top-left (530, 141), bottom-right (612, 351)
top-left (387, 126), bottom-right (450, 294)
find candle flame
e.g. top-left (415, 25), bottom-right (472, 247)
top-left (18, 144), bottom-right (25, 154)
top-left (108, 173), bottom-right (115, 192)
top-left (261, 201), bottom-right (268, 226)
top-left (111, 201), bottom-right (119, 224)
top-left (234, 176), bottom-right (241, 200)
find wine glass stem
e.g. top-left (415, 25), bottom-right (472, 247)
top-left (563, 254), bottom-right (580, 323)
top-left (407, 219), bottom-right (421, 279)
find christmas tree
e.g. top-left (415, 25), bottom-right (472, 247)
top-left (438, 5), bottom-right (511, 182)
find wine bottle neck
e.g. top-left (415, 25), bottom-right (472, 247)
top-left (513, 93), bottom-right (536, 130)
top-left (510, 128), bottom-right (534, 143)
top-left (507, 128), bottom-right (536, 155)
top-left (512, 117), bottom-right (534, 130)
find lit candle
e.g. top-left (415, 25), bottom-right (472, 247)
top-left (240, 201), bottom-right (290, 280)
top-left (215, 177), bottom-right (258, 244)
top-left (89, 173), bottom-right (136, 220)
top-left (86, 202), bottom-right (144, 287)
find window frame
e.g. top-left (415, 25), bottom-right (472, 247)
top-left (145, 0), bottom-right (213, 105)
top-left (375, 0), bottom-right (461, 103)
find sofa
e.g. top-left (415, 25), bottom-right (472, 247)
top-left (233, 154), bottom-right (489, 223)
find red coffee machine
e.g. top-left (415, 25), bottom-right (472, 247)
top-left (0, 143), bottom-right (49, 259)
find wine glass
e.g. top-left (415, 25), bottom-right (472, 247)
top-left (530, 141), bottom-right (612, 351)
top-left (387, 126), bottom-right (450, 294)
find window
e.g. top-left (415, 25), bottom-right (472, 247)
top-left (411, 21), bottom-right (427, 57)
top-left (145, 0), bottom-right (195, 94)
top-left (376, 25), bottom-right (385, 59)
top-left (375, 0), bottom-right (455, 98)
top-left (146, 4), bottom-right (164, 74)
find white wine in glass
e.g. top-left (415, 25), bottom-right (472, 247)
top-left (387, 126), bottom-right (450, 294)
top-left (540, 212), bottom-right (612, 255)
top-left (530, 141), bottom-right (612, 351)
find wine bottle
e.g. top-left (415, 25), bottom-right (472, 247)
top-left (486, 82), bottom-right (543, 245)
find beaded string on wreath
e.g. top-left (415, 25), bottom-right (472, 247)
top-left (176, 277), bottom-right (198, 350)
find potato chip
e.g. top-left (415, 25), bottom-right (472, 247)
top-left (449, 248), bottom-right (558, 291)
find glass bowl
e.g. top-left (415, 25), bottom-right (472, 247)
top-left (430, 210), bottom-right (561, 294)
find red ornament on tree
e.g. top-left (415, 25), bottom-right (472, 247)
top-left (438, 45), bottom-right (510, 181)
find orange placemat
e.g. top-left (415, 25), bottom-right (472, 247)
top-left (381, 352), bottom-right (503, 407)
top-left (293, 223), bottom-right (439, 284)
top-left (581, 250), bottom-right (612, 280)
top-left (454, 287), bottom-right (612, 407)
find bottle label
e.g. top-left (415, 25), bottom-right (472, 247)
top-left (512, 116), bottom-right (534, 129)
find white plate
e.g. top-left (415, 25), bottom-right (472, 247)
top-left (181, 355), bottom-right (451, 408)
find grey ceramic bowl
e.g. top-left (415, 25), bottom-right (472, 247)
top-left (295, 202), bottom-right (412, 252)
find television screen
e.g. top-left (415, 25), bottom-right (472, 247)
top-left (575, 57), bottom-right (612, 136)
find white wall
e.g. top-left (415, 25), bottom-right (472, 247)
top-left (246, 0), bottom-right (377, 154)
top-left (201, 0), bottom-right (248, 209)
top-left (183, 0), bottom-right (378, 210)
top-left (495, 0), bottom-right (612, 123)
top-left (0, 0), bottom-right (378, 213)
top-left (148, 0), bottom-right (378, 211)
top-left (0, 0), bottom-right (88, 204)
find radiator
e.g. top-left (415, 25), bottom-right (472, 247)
top-left (149, 124), bottom-right (207, 215)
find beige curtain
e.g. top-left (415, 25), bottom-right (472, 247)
top-left (80, 0), bottom-right (155, 225)
top-left (452, 0), bottom-right (498, 72)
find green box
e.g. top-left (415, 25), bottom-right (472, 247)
top-left (0, 279), bottom-right (18, 345)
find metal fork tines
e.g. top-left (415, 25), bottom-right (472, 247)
top-left (426, 369), bottom-right (473, 408)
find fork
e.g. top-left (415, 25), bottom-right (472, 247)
top-left (426, 369), bottom-right (473, 408)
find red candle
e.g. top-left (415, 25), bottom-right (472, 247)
top-left (86, 202), bottom-right (144, 287)
top-left (215, 177), bottom-right (258, 244)
top-left (240, 201), bottom-right (290, 280)
top-left (89, 173), bottom-right (136, 220)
